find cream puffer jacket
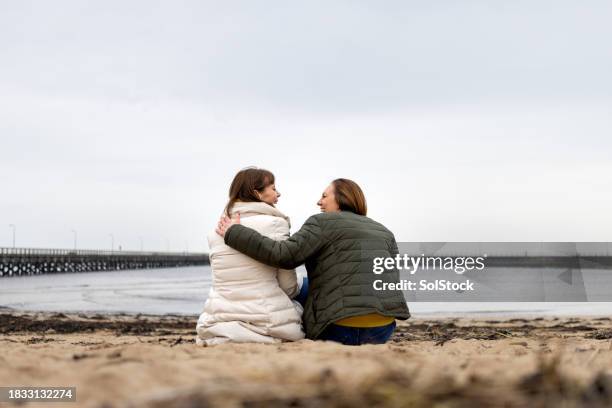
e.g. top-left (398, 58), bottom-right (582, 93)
top-left (196, 202), bottom-right (305, 345)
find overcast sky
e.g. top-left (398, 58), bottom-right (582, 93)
top-left (1, 1), bottom-right (611, 251)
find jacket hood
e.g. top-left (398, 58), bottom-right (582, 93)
top-left (230, 202), bottom-right (290, 226)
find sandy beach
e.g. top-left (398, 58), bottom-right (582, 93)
top-left (2, 310), bottom-right (612, 408)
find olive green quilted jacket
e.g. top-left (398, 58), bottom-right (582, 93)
top-left (224, 211), bottom-right (411, 339)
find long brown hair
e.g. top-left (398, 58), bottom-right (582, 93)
top-left (224, 167), bottom-right (275, 217)
top-left (332, 178), bottom-right (367, 216)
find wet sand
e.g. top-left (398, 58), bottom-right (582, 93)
top-left (2, 311), bottom-right (612, 407)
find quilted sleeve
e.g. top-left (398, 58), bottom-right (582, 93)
top-left (224, 215), bottom-right (325, 270)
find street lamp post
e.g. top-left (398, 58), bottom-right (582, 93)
top-left (71, 230), bottom-right (77, 250)
top-left (139, 237), bottom-right (144, 252)
top-left (8, 224), bottom-right (15, 248)
top-left (109, 234), bottom-right (114, 252)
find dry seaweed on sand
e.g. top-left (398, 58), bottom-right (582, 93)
top-left (392, 321), bottom-right (515, 346)
top-left (0, 312), bottom-right (196, 336)
top-left (585, 330), bottom-right (612, 340)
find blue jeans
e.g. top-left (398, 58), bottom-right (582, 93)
top-left (318, 321), bottom-right (397, 346)
top-left (294, 276), bottom-right (309, 307)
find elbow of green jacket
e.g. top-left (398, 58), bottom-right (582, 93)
top-left (277, 258), bottom-right (300, 270)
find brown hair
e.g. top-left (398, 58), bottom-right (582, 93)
top-left (332, 178), bottom-right (367, 216)
top-left (224, 167), bottom-right (275, 217)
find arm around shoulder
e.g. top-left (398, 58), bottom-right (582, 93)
top-left (224, 215), bottom-right (325, 270)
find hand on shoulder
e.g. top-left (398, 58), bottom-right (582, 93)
top-left (215, 213), bottom-right (241, 237)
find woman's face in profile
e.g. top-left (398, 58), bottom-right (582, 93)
top-left (257, 183), bottom-right (280, 205)
top-left (317, 184), bottom-right (340, 212)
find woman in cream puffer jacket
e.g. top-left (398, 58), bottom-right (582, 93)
top-left (196, 171), bottom-right (305, 345)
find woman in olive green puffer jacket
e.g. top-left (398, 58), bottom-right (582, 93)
top-left (216, 178), bottom-right (410, 344)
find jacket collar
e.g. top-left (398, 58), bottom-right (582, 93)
top-left (231, 202), bottom-right (290, 225)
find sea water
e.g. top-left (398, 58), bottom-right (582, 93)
top-left (1, 265), bottom-right (611, 317)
